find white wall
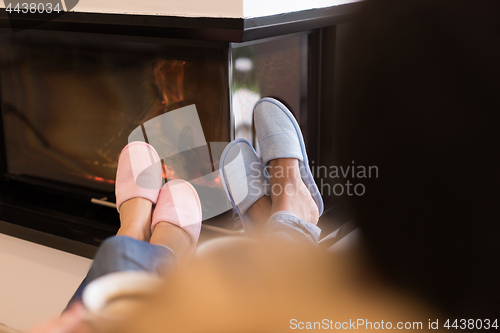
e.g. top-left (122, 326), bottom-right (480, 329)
top-left (72, 0), bottom-right (243, 18)
top-left (2, 0), bottom-right (360, 18)
top-left (0, 233), bottom-right (92, 331)
top-left (243, 0), bottom-right (361, 18)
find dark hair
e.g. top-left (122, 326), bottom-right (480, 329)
top-left (334, 0), bottom-right (500, 319)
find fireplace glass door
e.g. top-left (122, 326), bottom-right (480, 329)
top-left (0, 34), bottom-right (229, 196)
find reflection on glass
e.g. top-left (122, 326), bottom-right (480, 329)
top-left (231, 35), bottom-right (305, 148)
top-left (128, 105), bottom-right (232, 220)
top-left (0, 36), bottom-right (228, 193)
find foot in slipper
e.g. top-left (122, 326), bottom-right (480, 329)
top-left (254, 97), bottom-right (324, 221)
top-left (219, 139), bottom-right (270, 234)
top-left (151, 179), bottom-right (202, 258)
top-left (115, 142), bottom-right (163, 212)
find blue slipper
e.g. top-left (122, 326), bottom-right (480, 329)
top-left (219, 139), bottom-right (270, 233)
top-left (254, 97), bottom-right (324, 217)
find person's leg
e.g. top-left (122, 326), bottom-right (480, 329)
top-left (219, 139), bottom-right (271, 235)
top-left (116, 197), bottom-right (153, 241)
top-left (244, 158), bottom-right (320, 240)
top-left (268, 158), bottom-right (319, 224)
top-left (220, 96), bottom-right (323, 239)
top-left (150, 223), bottom-right (192, 258)
top-left (67, 235), bottom-right (176, 307)
top-left (246, 158), bottom-right (321, 246)
top-left (150, 179), bottom-right (202, 261)
top-left (262, 210), bottom-right (321, 246)
top-left (66, 198), bottom-right (178, 308)
top-left (250, 97), bottom-right (324, 244)
top-left (246, 195), bottom-right (272, 233)
top-left (248, 158), bottom-right (321, 240)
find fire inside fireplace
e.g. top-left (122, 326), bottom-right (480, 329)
top-left (0, 0), bottom-right (354, 254)
top-left (0, 23), bottom-right (329, 253)
top-left (0, 34), bottom-right (229, 193)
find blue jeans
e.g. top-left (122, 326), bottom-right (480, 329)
top-left (67, 211), bottom-right (320, 307)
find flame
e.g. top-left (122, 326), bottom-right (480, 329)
top-left (151, 60), bottom-right (224, 190)
top-left (84, 174), bottom-right (115, 184)
top-left (162, 162), bottom-right (176, 180)
top-left (153, 59), bottom-right (185, 109)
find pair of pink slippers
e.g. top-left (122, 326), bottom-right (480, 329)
top-left (115, 142), bottom-right (202, 255)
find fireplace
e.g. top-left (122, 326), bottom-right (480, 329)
top-left (0, 2), bottom-right (358, 256)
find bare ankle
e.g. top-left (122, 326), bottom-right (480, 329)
top-left (269, 158), bottom-right (300, 180)
top-left (118, 198), bottom-right (153, 241)
top-left (269, 159), bottom-right (319, 225)
top-left (150, 222), bottom-right (192, 257)
top-left (247, 195), bottom-right (272, 232)
top-left (117, 225), bottom-right (151, 242)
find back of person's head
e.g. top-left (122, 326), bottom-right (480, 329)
top-left (108, 240), bottom-right (432, 333)
top-left (335, 0), bottom-right (500, 319)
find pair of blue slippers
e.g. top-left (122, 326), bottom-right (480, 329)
top-left (219, 97), bottom-right (324, 233)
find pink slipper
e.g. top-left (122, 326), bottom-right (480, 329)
top-left (115, 142), bottom-right (163, 212)
top-left (151, 179), bottom-right (202, 255)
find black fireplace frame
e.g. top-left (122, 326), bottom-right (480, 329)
top-left (0, 3), bottom-right (358, 257)
top-left (0, 3), bottom-right (359, 42)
